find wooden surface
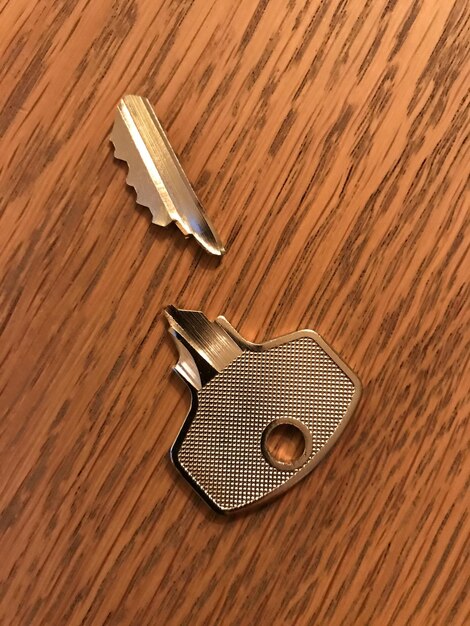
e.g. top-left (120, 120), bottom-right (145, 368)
top-left (1, 0), bottom-right (469, 624)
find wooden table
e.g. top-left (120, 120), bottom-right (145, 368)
top-left (1, 1), bottom-right (469, 624)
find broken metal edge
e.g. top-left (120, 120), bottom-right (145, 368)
top-left (165, 306), bottom-right (363, 514)
top-left (110, 94), bottom-right (225, 256)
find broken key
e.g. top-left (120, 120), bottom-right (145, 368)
top-left (165, 306), bottom-right (361, 513)
top-left (111, 95), bottom-right (224, 256)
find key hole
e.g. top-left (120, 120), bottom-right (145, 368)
top-left (262, 419), bottom-right (312, 471)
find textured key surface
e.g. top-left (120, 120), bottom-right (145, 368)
top-left (177, 337), bottom-right (355, 510)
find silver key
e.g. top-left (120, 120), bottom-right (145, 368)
top-left (111, 95), bottom-right (224, 256)
top-left (165, 306), bottom-right (362, 513)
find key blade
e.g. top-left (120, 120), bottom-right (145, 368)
top-left (165, 306), bottom-right (243, 385)
top-left (110, 95), bottom-right (225, 256)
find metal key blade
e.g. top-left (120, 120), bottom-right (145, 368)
top-left (110, 95), bottom-right (225, 256)
top-left (165, 305), bottom-right (242, 389)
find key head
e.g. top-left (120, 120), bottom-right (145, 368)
top-left (166, 308), bottom-right (361, 514)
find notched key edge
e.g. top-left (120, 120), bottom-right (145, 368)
top-left (110, 95), bottom-right (225, 256)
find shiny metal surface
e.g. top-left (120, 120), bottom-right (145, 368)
top-left (110, 95), bottom-right (225, 255)
top-left (166, 307), bottom-right (362, 513)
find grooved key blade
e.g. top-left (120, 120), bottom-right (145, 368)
top-left (110, 95), bottom-right (225, 256)
top-left (165, 306), bottom-right (362, 514)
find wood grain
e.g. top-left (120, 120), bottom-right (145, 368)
top-left (0, 0), bottom-right (469, 624)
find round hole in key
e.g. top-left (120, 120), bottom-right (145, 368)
top-left (262, 418), bottom-right (312, 471)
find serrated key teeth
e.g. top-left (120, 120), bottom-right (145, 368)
top-left (110, 142), bottom-right (123, 161)
top-left (111, 95), bottom-right (225, 255)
